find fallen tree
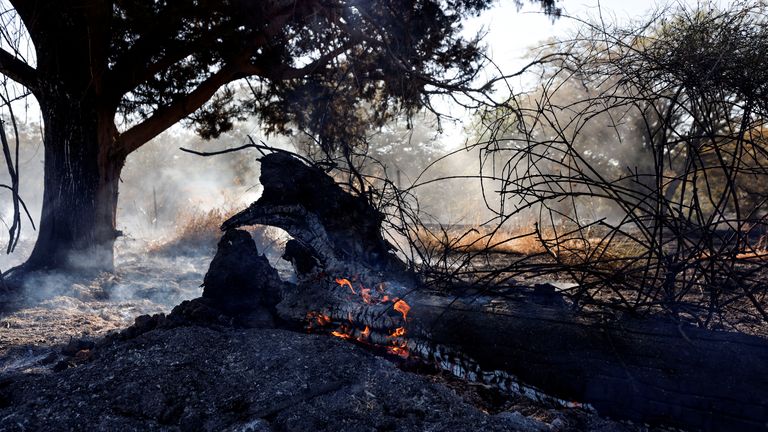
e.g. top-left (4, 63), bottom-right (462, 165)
top-left (215, 151), bottom-right (768, 432)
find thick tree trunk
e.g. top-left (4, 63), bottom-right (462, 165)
top-left (21, 103), bottom-right (123, 274)
top-left (5, 2), bottom-right (124, 277)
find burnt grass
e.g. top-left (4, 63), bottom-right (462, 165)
top-left (441, 250), bottom-right (768, 338)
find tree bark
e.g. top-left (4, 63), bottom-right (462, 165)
top-left (20, 100), bottom-right (124, 273)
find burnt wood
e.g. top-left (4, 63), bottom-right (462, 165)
top-left (276, 280), bottom-right (768, 432)
top-left (222, 152), bottom-right (410, 281)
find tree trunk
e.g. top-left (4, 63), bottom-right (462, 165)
top-left (4, 2), bottom-right (123, 277)
top-left (21, 101), bottom-right (123, 274)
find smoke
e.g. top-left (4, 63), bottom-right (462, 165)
top-left (0, 114), bottom-right (302, 305)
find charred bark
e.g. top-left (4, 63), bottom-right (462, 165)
top-left (202, 228), bottom-right (283, 326)
top-left (223, 152), bottom-right (412, 282)
top-left (274, 279), bottom-right (768, 432)
top-left (19, 102), bottom-right (124, 274)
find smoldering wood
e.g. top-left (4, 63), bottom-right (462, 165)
top-left (276, 280), bottom-right (768, 432)
top-left (215, 151), bottom-right (768, 431)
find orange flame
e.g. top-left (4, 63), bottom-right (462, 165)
top-left (387, 341), bottom-right (409, 358)
top-left (306, 311), bottom-right (332, 329)
top-left (331, 324), bottom-right (353, 339)
top-left (335, 278), bottom-right (356, 294)
top-left (393, 299), bottom-right (411, 322)
top-left (359, 326), bottom-right (371, 341)
top-left (390, 327), bottom-right (406, 337)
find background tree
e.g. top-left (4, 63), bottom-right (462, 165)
top-left (0, 0), bottom-right (560, 280)
top-left (470, 1), bottom-right (768, 326)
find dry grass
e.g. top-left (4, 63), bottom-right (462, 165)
top-left (413, 225), bottom-right (546, 256)
top-left (146, 204), bottom-right (289, 258)
top-left (411, 223), bottom-right (658, 277)
top-left (147, 207), bottom-right (238, 255)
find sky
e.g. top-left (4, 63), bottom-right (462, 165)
top-left (432, 0), bottom-right (730, 143)
top-left (466, 0), bottom-right (728, 71)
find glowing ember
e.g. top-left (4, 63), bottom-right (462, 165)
top-left (335, 277), bottom-right (356, 294)
top-left (361, 288), bottom-right (372, 304)
top-left (313, 276), bottom-right (414, 360)
top-left (331, 325), bottom-right (353, 339)
top-left (390, 327), bottom-right (406, 338)
top-left (306, 311), bottom-right (332, 329)
top-left (387, 342), bottom-right (409, 358)
top-left (393, 299), bottom-right (411, 321)
top-left (359, 326), bottom-right (371, 341)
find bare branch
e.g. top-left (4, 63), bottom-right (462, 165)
top-left (0, 48), bottom-right (36, 91)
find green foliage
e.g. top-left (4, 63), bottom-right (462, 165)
top-left (97, 0), bottom-right (561, 152)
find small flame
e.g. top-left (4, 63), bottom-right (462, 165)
top-left (335, 278), bottom-right (356, 294)
top-left (331, 325), bottom-right (353, 339)
top-left (393, 299), bottom-right (411, 322)
top-left (306, 311), bottom-right (332, 329)
top-left (359, 326), bottom-right (371, 341)
top-left (387, 341), bottom-right (409, 358)
top-left (320, 276), bottom-right (414, 361)
top-left (390, 327), bottom-right (406, 338)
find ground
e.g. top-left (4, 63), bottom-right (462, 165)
top-left (0, 242), bottom-right (672, 431)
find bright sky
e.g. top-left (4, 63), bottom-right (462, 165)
top-left (466, 0), bottom-right (729, 71)
top-left (434, 0), bottom-right (730, 144)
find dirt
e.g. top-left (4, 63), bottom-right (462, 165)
top-left (0, 245), bottom-right (679, 432)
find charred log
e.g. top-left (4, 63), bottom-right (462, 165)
top-left (277, 279), bottom-right (768, 432)
top-left (215, 151), bottom-right (768, 431)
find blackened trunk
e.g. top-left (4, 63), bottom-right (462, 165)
top-left (22, 101), bottom-right (123, 273)
top-left (276, 280), bottom-right (768, 432)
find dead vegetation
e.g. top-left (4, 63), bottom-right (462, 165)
top-left (316, 3), bottom-right (767, 333)
top-left (144, 203), bottom-right (286, 259)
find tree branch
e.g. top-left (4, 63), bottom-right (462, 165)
top-left (244, 44), bottom-right (347, 81)
top-left (118, 41), bottom-right (348, 156)
top-left (118, 58), bottom-right (261, 156)
top-left (0, 48), bottom-right (37, 91)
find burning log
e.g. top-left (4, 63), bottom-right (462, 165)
top-left (278, 278), bottom-right (768, 432)
top-left (215, 152), bottom-right (768, 431)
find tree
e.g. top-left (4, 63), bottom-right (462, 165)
top-left (472, 1), bottom-right (768, 325)
top-left (0, 0), bottom-right (560, 279)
